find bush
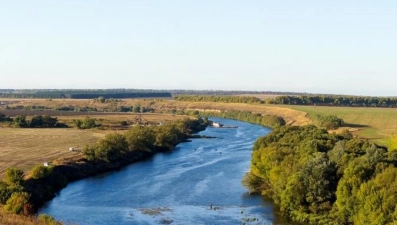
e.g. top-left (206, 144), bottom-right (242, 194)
top-left (30, 165), bottom-right (53, 179)
top-left (4, 192), bottom-right (30, 214)
top-left (73, 117), bottom-right (97, 129)
top-left (3, 167), bottom-right (24, 186)
top-left (314, 114), bottom-right (344, 130)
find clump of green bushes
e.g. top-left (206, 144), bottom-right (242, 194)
top-left (83, 118), bottom-right (208, 162)
top-left (313, 114), bottom-right (344, 130)
top-left (0, 114), bottom-right (67, 128)
top-left (246, 125), bottom-right (397, 224)
top-left (72, 117), bottom-right (98, 129)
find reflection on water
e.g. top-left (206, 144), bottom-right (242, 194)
top-left (39, 118), bottom-right (291, 225)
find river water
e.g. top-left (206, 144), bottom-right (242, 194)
top-left (39, 118), bottom-right (287, 225)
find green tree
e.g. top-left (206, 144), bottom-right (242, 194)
top-left (74, 117), bottom-right (97, 129)
top-left (13, 115), bottom-right (27, 127)
top-left (4, 192), bottom-right (30, 214)
top-left (30, 165), bottom-right (53, 179)
top-left (3, 167), bottom-right (24, 186)
top-left (125, 126), bottom-right (155, 152)
top-left (97, 96), bottom-right (105, 103)
top-left (96, 133), bottom-right (128, 161)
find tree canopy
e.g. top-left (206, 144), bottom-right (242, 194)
top-left (246, 125), bottom-right (397, 224)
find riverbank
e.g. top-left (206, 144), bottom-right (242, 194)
top-left (0, 117), bottom-right (209, 224)
top-left (39, 118), bottom-right (279, 225)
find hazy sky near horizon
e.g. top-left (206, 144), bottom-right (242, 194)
top-left (1, 1), bottom-right (396, 96)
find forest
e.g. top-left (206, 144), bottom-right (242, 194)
top-left (0, 89), bottom-right (171, 99)
top-left (246, 125), bottom-right (397, 225)
top-left (175, 94), bottom-right (397, 108)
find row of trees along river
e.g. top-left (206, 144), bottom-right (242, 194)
top-left (175, 95), bottom-right (397, 107)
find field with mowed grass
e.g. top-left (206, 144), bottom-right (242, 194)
top-left (0, 112), bottom-right (190, 175)
top-left (0, 128), bottom-right (101, 175)
top-left (284, 105), bottom-right (397, 145)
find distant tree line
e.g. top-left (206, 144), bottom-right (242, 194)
top-left (269, 95), bottom-right (397, 107)
top-left (0, 113), bottom-right (66, 128)
top-left (0, 89), bottom-right (313, 98)
top-left (0, 89), bottom-right (171, 99)
top-left (175, 95), bottom-right (264, 104)
top-left (246, 125), bottom-right (397, 224)
top-left (169, 90), bottom-right (306, 96)
top-left (175, 94), bottom-right (397, 108)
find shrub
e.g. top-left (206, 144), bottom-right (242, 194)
top-left (3, 167), bottom-right (24, 186)
top-left (4, 192), bottom-right (30, 214)
top-left (30, 165), bottom-right (53, 179)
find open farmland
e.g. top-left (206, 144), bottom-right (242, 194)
top-left (0, 128), bottom-right (99, 175)
top-left (285, 105), bottom-right (397, 145)
top-left (0, 112), bottom-right (190, 175)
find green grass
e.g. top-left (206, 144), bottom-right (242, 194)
top-left (283, 105), bottom-right (397, 145)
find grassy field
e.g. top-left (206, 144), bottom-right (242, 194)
top-left (285, 105), bottom-right (397, 145)
top-left (0, 112), bottom-right (189, 176)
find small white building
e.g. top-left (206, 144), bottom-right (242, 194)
top-left (43, 162), bottom-right (49, 167)
top-left (69, 147), bottom-right (75, 151)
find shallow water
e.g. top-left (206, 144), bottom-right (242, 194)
top-left (40, 118), bottom-right (286, 225)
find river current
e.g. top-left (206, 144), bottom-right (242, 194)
top-left (40, 118), bottom-right (286, 225)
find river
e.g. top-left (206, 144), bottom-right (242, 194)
top-left (39, 118), bottom-right (288, 225)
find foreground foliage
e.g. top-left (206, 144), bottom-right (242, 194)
top-left (246, 125), bottom-right (397, 224)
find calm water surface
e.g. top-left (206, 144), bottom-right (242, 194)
top-left (40, 118), bottom-right (287, 225)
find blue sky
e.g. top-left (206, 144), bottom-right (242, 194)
top-left (1, 1), bottom-right (396, 96)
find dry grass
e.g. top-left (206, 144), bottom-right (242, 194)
top-left (0, 207), bottom-right (48, 225)
top-left (0, 128), bottom-right (99, 176)
top-left (1, 98), bottom-right (310, 126)
top-left (0, 111), bottom-right (189, 176)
